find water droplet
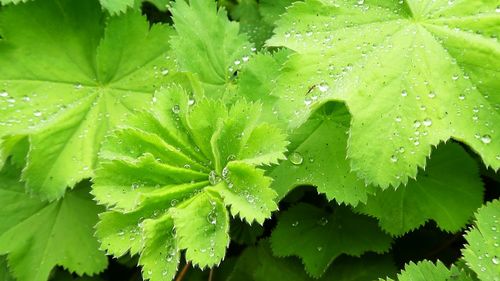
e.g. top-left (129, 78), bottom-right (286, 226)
top-left (227, 154), bottom-right (236, 161)
top-left (0, 91), bottom-right (8, 97)
top-left (242, 56), bottom-right (250, 62)
top-left (492, 257), bottom-right (499, 265)
top-left (131, 182), bottom-right (140, 190)
top-left (398, 147), bottom-right (405, 153)
top-left (207, 212), bottom-right (217, 225)
top-left (289, 152), bottom-right (303, 165)
top-left (496, 6), bottom-right (500, 13)
top-left (234, 60), bottom-right (241, 65)
top-left (459, 94), bottom-right (465, 100)
top-left (395, 116), bottom-right (402, 122)
top-left (390, 155), bottom-right (398, 163)
top-left (317, 246), bottom-right (323, 252)
top-left (74, 83), bottom-right (83, 89)
top-left (33, 110), bottom-right (43, 117)
top-left (318, 83), bottom-right (329, 92)
top-left (171, 105), bottom-right (180, 114)
top-left (170, 199), bottom-right (178, 207)
top-left (161, 68), bottom-right (169, 76)
top-left (246, 195), bottom-right (255, 204)
top-left (222, 166), bottom-right (230, 179)
top-left (428, 91), bottom-right (436, 99)
top-left (292, 221), bottom-right (299, 227)
top-left (452, 74), bottom-right (459, 81)
top-left (208, 170), bottom-right (221, 185)
top-left (423, 118), bottom-right (432, 127)
top-left (413, 120), bottom-right (421, 128)
top-left (188, 98), bottom-right (195, 106)
top-left (183, 164), bottom-right (191, 169)
top-left (481, 135), bottom-right (492, 144)
top-left (401, 90), bottom-right (408, 97)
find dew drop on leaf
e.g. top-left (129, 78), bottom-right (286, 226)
top-left (171, 105), bottom-right (180, 114)
top-left (481, 135), bottom-right (492, 144)
top-left (289, 152), bottom-right (304, 165)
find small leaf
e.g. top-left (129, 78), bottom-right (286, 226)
top-left (271, 203), bottom-right (392, 278)
top-left (462, 199), bottom-right (500, 280)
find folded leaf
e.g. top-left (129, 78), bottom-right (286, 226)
top-left (93, 85), bottom-right (287, 280)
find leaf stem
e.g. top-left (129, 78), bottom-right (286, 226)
top-left (175, 261), bottom-right (191, 281)
top-left (208, 268), bottom-right (214, 281)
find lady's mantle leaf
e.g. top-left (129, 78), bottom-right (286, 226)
top-left (462, 199), bottom-right (500, 281)
top-left (357, 143), bottom-right (484, 236)
top-left (92, 85), bottom-right (287, 280)
top-left (270, 203), bottom-right (392, 278)
top-left (0, 165), bottom-right (107, 281)
top-left (0, 0), bottom-right (175, 200)
top-left (267, 0), bottom-right (500, 188)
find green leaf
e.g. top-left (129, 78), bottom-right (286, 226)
top-left (170, 0), bottom-right (254, 94)
top-left (139, 215), bottom-right (180, 281)
top-left (385, 261), bottom-right (474, 281)
top-left (267, 0), bottom-right (500, 187)
top-left (462, 199), bottom-right (500, 281)
top-left (357, 143), bottom-right (484, 236)
top-left (0, 0), bottom-right (175, 200)
top-left (0, 165), bottom-right (107, 281)
top-left (259, 0), bottom-right (299, 26)
top-left (270, 203), bottom-right (392, 278)
top-left (269, 103), bottom-right (377, 206)
top-left (93, 85), bottom-right (286, 280)
top-left (171, 193), bottom-right (230, 268)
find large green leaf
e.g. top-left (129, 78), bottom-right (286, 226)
top-left (0, 0), bottom-right (175, 200)
top-left (270, 203), bottom-right (392, 278)
top-left (269, 103), bottom-right (377, 206)
top-left (0, 165), bottom-right (107, 281)
top-left (267, 0), bottom-right (500, 187)
top-left (462, 200), bottom-right (500, 281)
top-left (357, 143), bottom-right (484, 236)
top-left (93, 85), bottom-right (287, 281)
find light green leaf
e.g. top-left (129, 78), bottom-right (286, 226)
top-left (0, 165), bottom-right (107, 281)
top-left (462, 199), bottom-right (500, 281)
top-left (139, 215), bottom-right (180, 281)
top-left (385, 261), bottom-right (474, 281)
top-left (170, 0), bottom-right (254, 95)
top-left (269, 103), bottom-right (377, 206)
top-left (271, 203), bottom-right (392, 278)
top-left (267, 0), bottom-right (500, 187)
top-left (259, 0), bottom-right (299, 26)
top-left (171, 193), bottom-right (230, 268)
top-left (357, 143), bottom-right (484, 236)
top-left (0, 0), bottom-right (176, 200)
top-left (93, 85), bottom-right (286, 280)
